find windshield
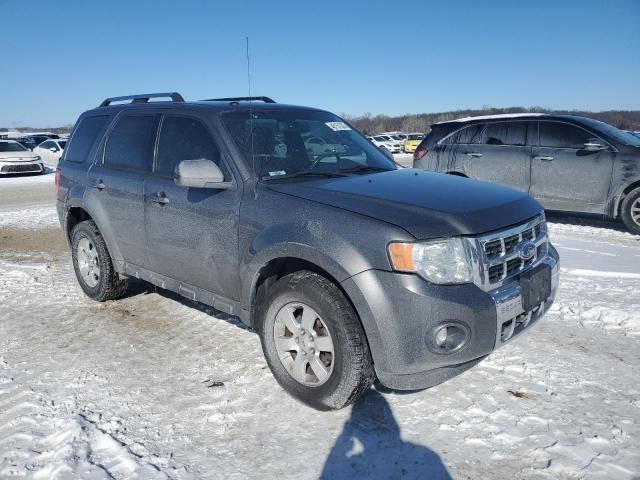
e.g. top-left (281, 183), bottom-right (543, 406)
top-left (221, 109), bottom-right (397, 180)
top-left (579, 118), bottom-right (640, 147)
top-left (0, 142), bottom-right (28, 152)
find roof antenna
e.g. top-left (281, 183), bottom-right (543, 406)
top-left (246, 36), bottom-right (259, 200)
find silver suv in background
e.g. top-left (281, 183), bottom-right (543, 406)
top-left (413, 114), bottom-right (640, 234)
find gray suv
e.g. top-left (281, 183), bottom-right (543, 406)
top-left (56, 93), bottom-right (560, 410)
top-left (413, 113), bottom-right (640, 234)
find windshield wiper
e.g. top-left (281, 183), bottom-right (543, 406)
top-left (260, 170), bottom-right (350, 181)
top-left (338, 165), bottom-right (395, 174)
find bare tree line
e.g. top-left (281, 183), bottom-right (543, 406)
top-left (3, 108), bottom-right (639, 136)
top-left (342, 107), bottom-right (640, 135)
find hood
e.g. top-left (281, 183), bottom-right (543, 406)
top-left (267, 169), bottom-right (543, 238)
top-left (0, 150), bottom-right (38, 161)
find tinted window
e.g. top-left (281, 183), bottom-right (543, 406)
top-left (156, 116), bottom-right (228, 178)
top-left (443, 124), bottom-right (484, 145)
top-left (39, 141), bottom-right (54, 149)
top-left (65, 115), bottom-right (109, 163)
top-left (539, 121), bottom-right (599, 149)
top-left (58, 141), bottom-right (67, 149)
top-left (481, 122), bottom-right (527, 146)
top-left (104, 115), bottom-right (156, 172)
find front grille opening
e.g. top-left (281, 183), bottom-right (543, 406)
top-left (506, 258), bottom-right (523, 276)
top-left (484, 239), bottom-right (502, 259)
top-left (534, 223), bottom-right (543, 238)
top-left (488, 264), bottom-right (504, 281)
top-left (522, 228), bottom-right (535, 241)
top-left (504, 234), bottom-right (519, 254)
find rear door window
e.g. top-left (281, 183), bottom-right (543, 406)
top-left (539, 121), bottom-right (594, 149)
top-left (155, 115), bottom-right (229, 179)
top-left (481, 122), bottom-right (527, 146)
top-left (104, 115), bottom-right (156, 172)
top-left (65, 115), bottom-right (110, 163)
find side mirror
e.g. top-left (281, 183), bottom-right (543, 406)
top-left (379, 145), bottom-right (394, 161)
top-left (583, 141), bottom-right (607, 152)
top-left (174, 159), bottom-right (231, 189)
top-left (49, 147), bottom-right (58, 153)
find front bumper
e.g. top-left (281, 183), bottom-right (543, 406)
top-left (341, 246), bottom-right (559, 390)
top-left (0, 159), bottom-right (44, 174)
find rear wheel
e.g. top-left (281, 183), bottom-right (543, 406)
top-left (71, 220), bottom-right (128, 301)
top-left (621, 188), bottom-right (640, 235)
top-left (258, 271), bottom-right (375, 410)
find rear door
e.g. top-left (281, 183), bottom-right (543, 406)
top-left (144, 113), bottom-right (242, 299)
top-left (529, 121), bottom-right (615, 212)
top-left (85, 112), bottom-right (158, 268)
top-left (463, 121), bottom-right (531, 191)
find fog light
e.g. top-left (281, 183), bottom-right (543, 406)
top-left (426, 321), bottom-right (470, 354)
top-left (435, 327), bottom-right (449, 347)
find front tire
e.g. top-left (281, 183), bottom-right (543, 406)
top-left (71, 220), bottom-right (128, 301)
top-left (621, 188), bottom-right (640, 235)
top-left (258, 271), bottom-right (375, 410)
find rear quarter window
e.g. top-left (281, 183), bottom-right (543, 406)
top-left (65, 115), bottom-right (110, 163)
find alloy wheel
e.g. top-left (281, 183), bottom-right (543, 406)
top-left (273, 303), bottom-right (335, 386)
top-left (77, 236), bottom-right (100, 288)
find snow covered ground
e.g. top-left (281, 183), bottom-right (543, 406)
top-left (1, 175), bottom-right (639, 479)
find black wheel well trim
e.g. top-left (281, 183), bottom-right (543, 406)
top-left (64, 205), bottom-right (93, 243)
top-left (249, 257), bottom-right (361, 331)
top-left (611, 178), bottom-right (640, 218)
top-left (446, 171), bottom-right (468, 177)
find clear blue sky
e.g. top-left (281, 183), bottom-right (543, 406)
top-left (1, 0), bottom-right (638, 127)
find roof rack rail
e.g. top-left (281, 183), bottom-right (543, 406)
top-left (99, 92), bottom-right (185, 107)
top-left (203, 96), bottom-right (276, 104)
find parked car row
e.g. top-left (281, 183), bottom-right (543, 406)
top-left (412, 113), bottom-right (640, 234)
top-left (366, 132), bottom-right (425, 153)
top-left (0, 140), bottom-right (45, 174)
top-left (0, 133), bottom-right (68, 171)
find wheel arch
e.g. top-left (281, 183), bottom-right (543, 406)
top-left (63, 203), bottom-right (124, 272)
top-left (246, 255), bottom-right (354, 331)
top-left (610, 177), bottom-right (640, 218)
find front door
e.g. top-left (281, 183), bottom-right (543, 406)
top-left (529, 121), bottom-right (615, 212)
top-left (144, 114), bottom-right (242, 299)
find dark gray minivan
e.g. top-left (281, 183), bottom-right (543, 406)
top-left (413, 114), bottom-right (640, 234)
top-left (56, 94), bottom-right (560, 410)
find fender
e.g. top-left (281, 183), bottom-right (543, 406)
top-left (240, 239), bottom-right (357, 315)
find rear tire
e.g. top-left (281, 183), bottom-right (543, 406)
top-left (258, 271), bottom-right (375, 410)
top-left (71, 220), bottom-right (128, 301)
top-left (621, 188), bottom-right (640, 235)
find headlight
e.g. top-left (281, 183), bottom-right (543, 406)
top-left (388, 238), bottom-right (474, 284)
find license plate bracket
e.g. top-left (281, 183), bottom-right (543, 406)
top-left (520, 264), bottom-right (551, 311)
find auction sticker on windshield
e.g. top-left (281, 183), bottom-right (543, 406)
top-left (325, 122), bottom-right (351, 131)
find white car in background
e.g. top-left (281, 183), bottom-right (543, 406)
top-left (33, 138), bottom-right (67, 168)
top-left (0, 140), bottom-right (44, 175)
top-left (370, 135), bottom-right (403, 153)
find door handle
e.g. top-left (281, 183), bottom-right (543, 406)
top-left (151, 193), bottom-right (169, 205)
top-left (465, 152), bottom-right (483, 158)
top-left (90, 179), bottom-right (106, 190)
top-left (533, 155), bottom-right (554, 162)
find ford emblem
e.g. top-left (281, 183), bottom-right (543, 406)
top-left (519, 241), bottom-right (536, 261)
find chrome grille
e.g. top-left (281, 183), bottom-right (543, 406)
top-left (476, 215), bottom-right (548, 289)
